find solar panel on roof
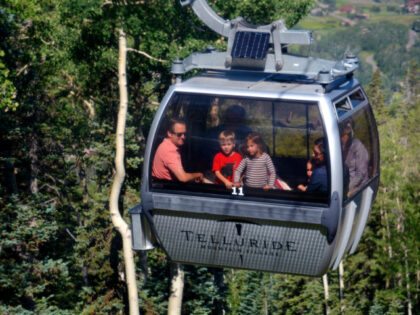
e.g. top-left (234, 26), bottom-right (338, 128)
top-left (231, 31), bottom-right (270, 59)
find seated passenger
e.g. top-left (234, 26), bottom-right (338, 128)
top-left (305, 138), bottom-right (328, 193)
top-left (152, 118), bottom-right (203, 182)
top-left (340, 118), bottom-right (368, 196)
top-left (297, 159), bottom-right (314, 192)
top-left (233, 133), bottom-right (276, 190)
top-left (212, 130), bottom-right (242, 189)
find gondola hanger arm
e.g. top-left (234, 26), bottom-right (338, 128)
top-left (177, 0), bottom-right (358, 85)
top-left (180, 0), bottom-right (312, 45)
top-left (180, 0), bottom-right (232, 37)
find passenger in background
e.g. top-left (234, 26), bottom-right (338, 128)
top-left (234, 133), bottom-right (276, 190)
top-left (208, 105), bottom-right (252, 150)
top-left (305, 138), bottom-right (328, 193)
top-left (152, 118), bottom-right (203, 183)
top-left (212, 130), bottom-right (242, 189)
top-left (223, 105), bottom-right (252, 146)
top-left (297, 159), bottom-right (314, 192)
top-left (206, 99), bottom-right (221, 129)
top-left (340, 118), bottom-right (368, 196)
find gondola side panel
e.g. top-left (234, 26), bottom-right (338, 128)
top-left (152, 211), bottom-right (333, 276)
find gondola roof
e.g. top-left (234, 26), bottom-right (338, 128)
top-left (177, 69), bottom-right (361, 101)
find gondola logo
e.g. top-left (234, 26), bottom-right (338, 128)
top-left (180, 225), bottom-right (297, 265)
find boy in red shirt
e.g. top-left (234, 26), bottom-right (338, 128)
top-left (212, 130), bottom-right (242, 189)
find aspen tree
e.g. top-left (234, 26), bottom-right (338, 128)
top-left (109, 28), bottom-right (140, 315)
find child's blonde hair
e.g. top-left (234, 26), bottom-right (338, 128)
top-left (218, 130), bottom-right (236, 143)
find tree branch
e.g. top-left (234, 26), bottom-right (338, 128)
top-left (65, 228), bottom-right (78, 242)
top-left (102, 0), bottom-right (145, 8)
top-left (62, 71), bottom-right (96, 119)
top-left (17, 64), bottom-right (30, 76)
top-left (126, 47), bottom-right (167, 63)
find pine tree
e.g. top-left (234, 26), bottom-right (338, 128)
top-left (366, 70), bottom-right (386, 123)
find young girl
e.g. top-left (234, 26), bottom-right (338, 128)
top-left (234, 133), bottom-right (276, 189)
top-left (297, 159), bottom-right (314, 192)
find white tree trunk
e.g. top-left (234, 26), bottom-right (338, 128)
top-left (396, 196), bottom-right (413, 315)
top-left (403, 242), bottom-right (412, 315)
top-left (109, 28), bottom-right (139, 315)
top-left (339, 262), bottom-right (344, 314)
top-left (379, 197), bottom-right (392, 289)
top-left (29, 133), bottom-right (39, 194)
top-left (168, 263), bottom-right (184, 315)
top-left (416, 259), bottom-right (419, 307)
top-left (322, 274), bottom-right (330, 315)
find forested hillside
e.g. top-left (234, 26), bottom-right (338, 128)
top-left (0, 0), bottom-right (419, 314)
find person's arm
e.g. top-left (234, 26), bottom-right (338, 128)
top-left (212, 154), bottom-right (232, 188)
top-left (266, 155), bottom-right (276, 189)
top-left (215, 171), bottom-right (233, 189)
top-left (234, 159), bottom-right (246, 186)
top-left (166, 153), bottom-right (203, 183)
top-left (172, 168), bottom-right (203, 183)
top-left (306, 168), bottom-right (327, 193)
top-left (297, 184), bottom-right (307, 191)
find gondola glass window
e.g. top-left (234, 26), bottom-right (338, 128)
top-left (150, 93), bottom-right (329, 203)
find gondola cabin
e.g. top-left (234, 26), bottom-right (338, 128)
top-left (130, 0), bottom-right (379, 276)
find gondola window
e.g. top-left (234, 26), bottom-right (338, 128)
top-left (150, 93), bottom-right (329, 203)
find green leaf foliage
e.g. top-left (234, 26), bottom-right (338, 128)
top-left (1, 0), bottom-right (419, 314)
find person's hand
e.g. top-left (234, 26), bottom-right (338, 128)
top-left (225, 181), bottom-right (233, 190)
top-left (297, 184), bottom-right (306, 191)
top-left (233, 182), bottom-right (241, 188)
top-left (195, 173), bottom-right (204, 183)
top-left (263, 185), bottom-right (271, 190)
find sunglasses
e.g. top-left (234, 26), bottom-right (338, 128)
top-left (171, 131), bottom-right (186, 138)
top-left (313, 149), bottom-right (323, 157)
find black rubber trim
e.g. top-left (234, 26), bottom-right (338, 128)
top-left (321, 191), bottom-right (340, 244)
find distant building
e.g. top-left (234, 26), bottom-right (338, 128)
top-left (406, 0), bottom-right (420, 14)
top-left (339, 5), bottom-right (356, 14)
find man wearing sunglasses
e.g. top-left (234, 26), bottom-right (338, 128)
top-left (152, 117), bottom-right (203, 183)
